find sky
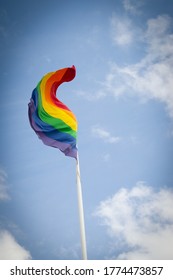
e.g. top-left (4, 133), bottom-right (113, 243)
top-left (0, 0), bottom-right (173, 260)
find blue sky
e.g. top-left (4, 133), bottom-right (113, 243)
top-left (0, 0), bottom-right (173, 260)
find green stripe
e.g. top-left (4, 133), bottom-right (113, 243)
top-left (37, 84), bottom-right (77, 138)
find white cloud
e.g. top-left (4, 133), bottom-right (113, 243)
top-left (0, 169), bottom-right (31, 259)
top-left (55, 244), bottom-right (80, 260)
top-left (102, 153), bottom-right (111, 162)
top-left (110, 15), bottom-right (134, 46)
top-left (0, 169), bottom-right (10, 201)
top-left (95, 182), bottom-right (173, 259)
top-left (92, 125), bottom-right (121, 144)
top-left (75, 89), bottom-right (106, 101)
top-left (123, 0), bottom-right (143, 15)
top-left (104, 14), bottom-right (173, 118)
top-left (0, 230), bottom-right (31, 260)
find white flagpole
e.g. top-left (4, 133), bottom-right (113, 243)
top-left (76, 153), bottom-right (87, 260)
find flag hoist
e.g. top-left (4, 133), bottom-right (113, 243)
top-left (28, 65), bottom-right (87, 260)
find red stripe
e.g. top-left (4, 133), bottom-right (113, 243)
top-left (50, 82), bottom-right (71, 111)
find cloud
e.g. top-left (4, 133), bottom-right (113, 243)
top-left (75, 89), bottom-right (106, 101)
top-left (123, 0), bottom-right (143, 15)
top-left (0, 169), bottom-right (10, 201)
top-left (0, 168), bottom-right (31, 260)
top-left (0, 230), bottom-right (31, 260)
top-left (104, 14), bottom-right (173, 118)
top-left (95, 182), bottom-right (173, 259)
top-left (55, 244), bottom-right (80, 260)
top-left (110, 15), bottom-right (134, 46)
top-left (102, 153), bottom-right (111, 162)
top-left (92, 125), bottom-right (121, 144)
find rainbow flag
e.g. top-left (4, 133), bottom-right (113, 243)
top-left (28, 66), bottom-right (77, 159)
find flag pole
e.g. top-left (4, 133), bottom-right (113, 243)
top-left (76, 153), bottom-right (87, 260)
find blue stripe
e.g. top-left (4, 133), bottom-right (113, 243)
top-left (32, 109), bottom-right (76, 146)
top-left (30, 88), bottom-right (76, 146)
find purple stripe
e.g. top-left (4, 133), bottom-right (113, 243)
top-left (28, 102), bottom-right (77, 159)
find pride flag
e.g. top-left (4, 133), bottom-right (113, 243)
top-left (28, 66), bottom-right (77, 159)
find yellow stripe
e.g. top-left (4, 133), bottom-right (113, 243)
top-left (42, 71), bottom-right (76, 121)
top-left (39, 70), bottom-right (77, 131)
